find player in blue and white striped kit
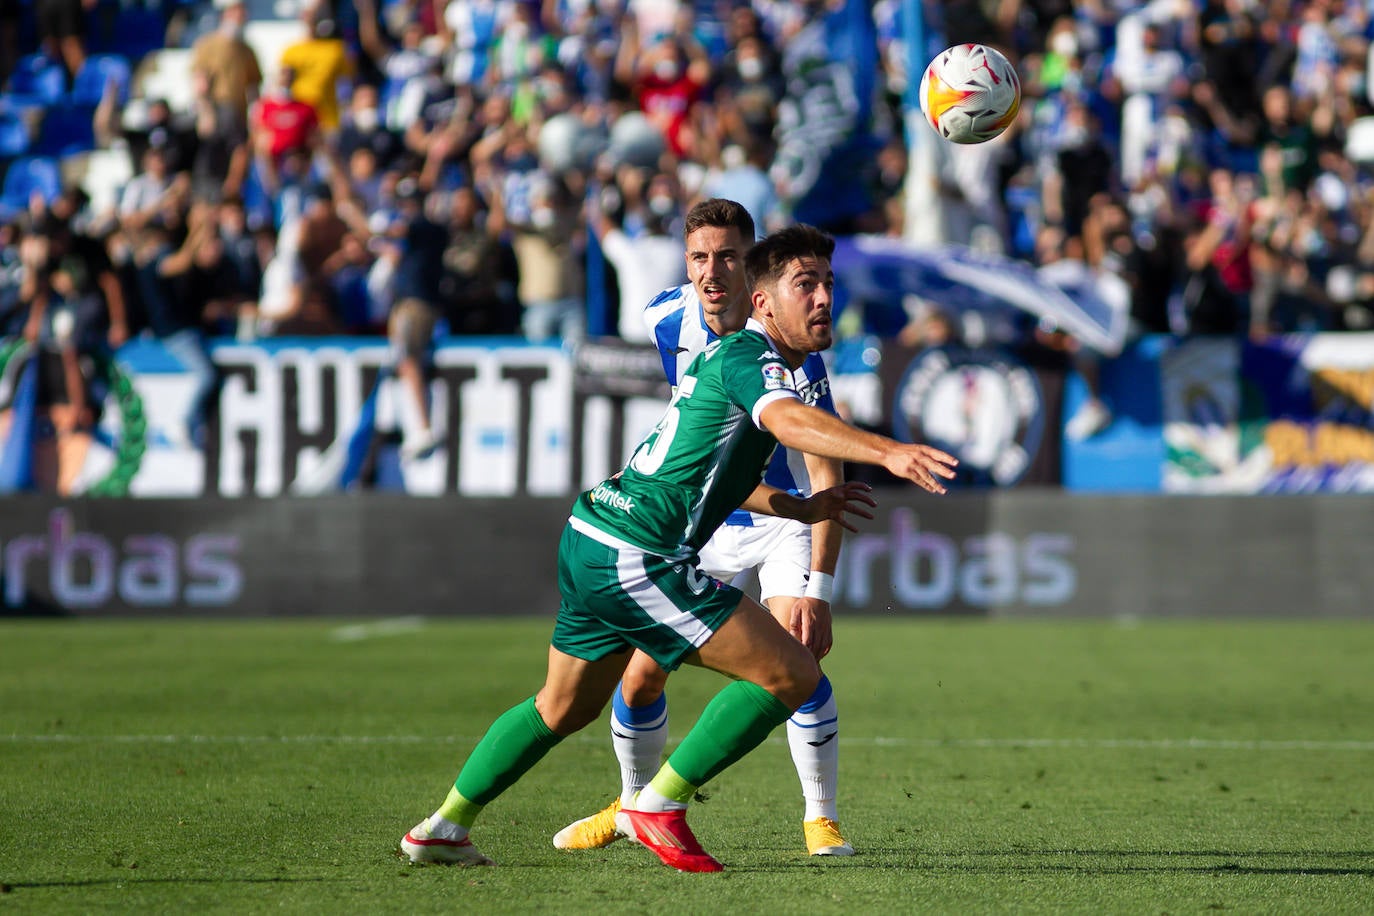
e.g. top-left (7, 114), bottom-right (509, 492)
top-left (553, 199), bottom-right (854, 857)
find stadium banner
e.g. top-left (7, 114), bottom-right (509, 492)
top-left (8, 332), bottom-right (1374, 497)
top-left (874, 340), bottom-right (1066, 487)
top-left (772, 0), bottom-right (882, 228)
top-left (35, 336), bottom-right (668, 498)
top-left (4, 492), bottom-right (1371, 618)
top-left (1064, 333), bottom-right (1374, 493)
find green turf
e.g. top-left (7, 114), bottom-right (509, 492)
top-left (1, 618), bottom-right (1371, 914)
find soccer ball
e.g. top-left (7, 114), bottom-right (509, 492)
top-left (918, 43), bottom-right (1022, 144)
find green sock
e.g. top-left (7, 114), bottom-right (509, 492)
top-left (450, 697), bottom-right (562, 816)
top-left (663, 680), bottom-right (794, 790)
top-left (642, 763), bottom-right (697, 807)
top-left (435, 786), bottom-right (481, 829)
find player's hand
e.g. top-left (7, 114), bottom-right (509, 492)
top-left (883, 444), bottom-right (959, 494)
top-left (783, 596), bottom-right (833, 660)
top-left (799, 482), bottom-right (876, 532)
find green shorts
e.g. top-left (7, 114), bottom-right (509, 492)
top-left (553, 519), bottom-right (743, 672)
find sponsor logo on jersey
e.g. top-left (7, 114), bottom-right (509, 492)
top-left (892, 346), bottom-right (1044, 486)
top-left (796, 375), bottom-right (830, 406)
top-left (589, 481), bottom-right (636, 513)
top-left (761, 363), bottom-right (788, 390)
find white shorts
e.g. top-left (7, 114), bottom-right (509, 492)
top-left (697, 514), bottom-right (811, 603)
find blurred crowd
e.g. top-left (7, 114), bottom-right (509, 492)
top-left (2, 0), bottom-right (1374, 450)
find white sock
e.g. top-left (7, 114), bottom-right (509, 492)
top-left (425, 814), bottom-right (468, 841)
top-left (630, 784), bottom-right (686, 813)
top-left (786, 675), bottom-right (839, 821)
top-left (610, 684), bottom-right (669, 804)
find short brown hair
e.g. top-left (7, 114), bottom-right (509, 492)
top-left (744, 224), bottom-right (835, 293)
top-left (683, 198), bottom-right (755, 243)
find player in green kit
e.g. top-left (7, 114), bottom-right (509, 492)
top-left (399, 225), bottom-right (958, 872)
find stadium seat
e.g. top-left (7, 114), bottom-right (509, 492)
top-left (244, 19), bottom-right (308, 87)
top-left (0, 155), bottom-right (62, 219)
top-left (134, 49), bottom-right (195, 112)
top-left (107, 6), bottom-right (171, 63)
top-left (71, 53), bottom-right (133, 107)
top-left (33, 103), bottom-right (98, 157)
top-left (6, 53), bottom-right (66, 108)
top-left (0, 111), bottom-right (32, 159)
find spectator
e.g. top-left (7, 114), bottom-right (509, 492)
top-left (43, 199), bottom-right (129, 351)
top-left (497, 176), bottom-right (585, 344)
top-left (440, 0), bottom-right (512, 89)
top-left (189, 0), bottom-right (263, 126)
top-left (356, 0), bottom-right (444, 117)
top-left (16, 229), bottom-right (96, 494)
top-left (215, 195), bottom-right (263, 336)
top-left (438, 185), bottom-right (517, 335)
top-left (588, 180), bottom-right (687, 344)
top-left (485, 0), bottom-right (558, 95)
top-left (714, 33), bottom-right (783, 149)
top-left (1256, 84), bottom-right (1318, 192)
top-left (189, 68), bottom-right (253, 203)
top-left (35, 0), bottom-right (87, 80)
top-left (117, 143), bottom-right (185, 235)
top-left (126, 207), bottom-right (218, 449)
top-left (255, 214), bottom-right (307, 334)
top-left (335, 83), bottom-right (403, 169)
top-left (1107, 16), bottom-right (1188, 191)
top-left (105, 98), bottom-right (196, 178)
top-left (250, 67), bottom-right (320, 193)
top-left (279, 8), bottom-right (354, 132)
top-left (1044, 98), bottom-right (1114, 240)
top-left (370, 178), bottom-right (446, 458)
top-left (700, 141), bottom-right (780, 238)
top-left (618, 28), bottom-right (710, 160)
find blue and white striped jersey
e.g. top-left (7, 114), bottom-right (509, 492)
top-left (642, 283), bottom-right (837, 524)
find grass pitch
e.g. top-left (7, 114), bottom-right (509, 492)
top-left (1, 617), bottom-right (1372, 914)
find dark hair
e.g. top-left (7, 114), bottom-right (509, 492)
top-left (683, 198), bottom-right (754, 244)
top-left (745, 224), bottom-right (835, 293)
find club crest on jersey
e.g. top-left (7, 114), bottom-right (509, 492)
top-left (761, 362), bottom-right (788, 390)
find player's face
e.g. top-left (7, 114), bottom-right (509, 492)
top-left (755, 256), bottom-right (835, 364)
top-left (685, 224), bottom-right (751, 334)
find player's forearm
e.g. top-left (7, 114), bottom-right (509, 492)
top-left (803, 453), bottom-right (844, 575)
top-left (765, 400), bottom-right (895, 469)
top-left (738, 483), bottom-right (807, 521)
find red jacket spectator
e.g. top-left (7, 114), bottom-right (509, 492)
top-left (252, 70), bottom-right (319, 159)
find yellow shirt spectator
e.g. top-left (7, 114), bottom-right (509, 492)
top-left (279, 20), bottom-right (353, 131)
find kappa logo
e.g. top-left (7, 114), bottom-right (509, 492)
top-left (759, 349), bottom-right (782, 361)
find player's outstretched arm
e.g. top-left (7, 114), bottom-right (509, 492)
top-left (739, 481), bottom-right (877, 533)
top-left (760, 398), bottom-right (959, 494)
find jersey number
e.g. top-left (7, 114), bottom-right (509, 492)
top-left (629, 405), bottom-right (680, 476)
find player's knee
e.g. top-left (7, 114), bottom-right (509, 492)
top-left (620, 664), bottom-right (668, 706)
top-left (534, 689), bottom-right (604, 736)
top-left (769, 646), bottom-right (821, 710)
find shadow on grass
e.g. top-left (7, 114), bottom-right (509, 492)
top-left (2, 876), bottom-right (336, 890)
top-left (725, 849), bottom-right (1374, 878)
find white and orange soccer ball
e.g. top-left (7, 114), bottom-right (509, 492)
top-left (918, 43), bottom-right (1022, 144)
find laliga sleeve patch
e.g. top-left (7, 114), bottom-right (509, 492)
top-left (761, 362), bottom-right (788, 390)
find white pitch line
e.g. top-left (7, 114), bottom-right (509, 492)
top-left (4, 735), bottom-right (1374, 751)
top-left (328, 616), bottom-right (429, 642)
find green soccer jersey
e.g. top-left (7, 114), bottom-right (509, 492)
top-left (570, 319), bottom-right (803, 559)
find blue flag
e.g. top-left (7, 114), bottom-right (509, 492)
top-left (338, 371), bottom-right (384, 490)
top-left (0, 354), bottom-right (38, 493)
